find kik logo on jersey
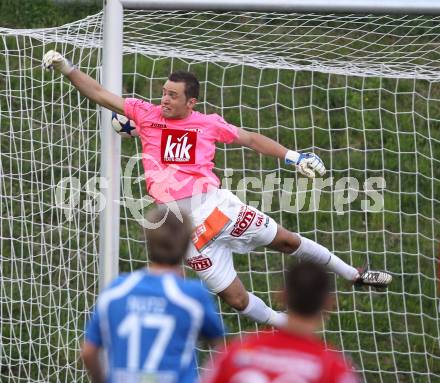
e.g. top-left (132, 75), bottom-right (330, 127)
top-left (161, 129), bottom-right (197, 164)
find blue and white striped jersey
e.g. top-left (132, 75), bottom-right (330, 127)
top-left (85, 270), bottom-right (224, 383)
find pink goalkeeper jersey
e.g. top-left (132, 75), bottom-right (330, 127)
top-left (124, 98), bottom-right (239, 203)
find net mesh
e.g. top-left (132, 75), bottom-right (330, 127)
top-left (1, 10), bottom-right (439, 383)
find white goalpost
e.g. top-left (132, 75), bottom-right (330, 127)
top-left (1, 1), bottom-right (440, 382)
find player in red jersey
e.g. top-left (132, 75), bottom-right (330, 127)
top-left (202, 262), bottom-right (360, 383)
top-left (43, 51), bottom-right (392, 328)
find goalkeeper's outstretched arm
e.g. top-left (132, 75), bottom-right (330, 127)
top-left (42, 50), bottom-right (124, 115)
top-left (66, 69), bottom-right (124, 114)
top-left (233, 127), bottom-right (288, 159)
top-left (233, 127), bottom-right (326, 178)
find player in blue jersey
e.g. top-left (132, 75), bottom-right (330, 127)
top-left (81, 208), bottom-right (225, 383)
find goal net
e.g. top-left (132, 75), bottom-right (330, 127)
top-left (1, 10), bottom-right (439, 382)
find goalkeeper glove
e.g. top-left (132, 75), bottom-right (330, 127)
top-left (285, 150), bottom-right (326, 178)
top-left (42, 50), bottom-right (75, 75)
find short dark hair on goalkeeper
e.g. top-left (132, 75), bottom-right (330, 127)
top-left (168, 70), bottom-right (200, 100)
top-left (144, 208), bottom-right (192, 266)
top-left (285, 261), bottom-right (333, 317)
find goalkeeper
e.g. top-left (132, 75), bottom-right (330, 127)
top-left (43, 51), bottom-right (392, 327)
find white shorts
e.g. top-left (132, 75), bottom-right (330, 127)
top-left (179, 189), bottom-right (278, 293)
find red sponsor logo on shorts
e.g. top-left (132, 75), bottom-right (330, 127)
top-left (255, 214), bottom-right (264, 227)
top-left (187, 255), bottom-right (213, 271)
top-left (231, 206), bottom-right (256, 237)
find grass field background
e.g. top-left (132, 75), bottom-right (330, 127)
top-left (1, 3), bottom-right (440, 382)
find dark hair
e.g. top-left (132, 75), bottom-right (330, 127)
top-left (168, 70), bottom-right (200, 100)
top-left (285, 262), bottom-right (333, 317)
top-left (144, 208), bottom-right (192, 266)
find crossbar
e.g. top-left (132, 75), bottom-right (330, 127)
top-left (120, 0), bottom-right (440, 15)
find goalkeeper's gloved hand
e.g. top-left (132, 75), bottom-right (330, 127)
top-left (285, 150), bottom-right (326, 178)
top-left (42, 50), bottom-right (75, 75)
